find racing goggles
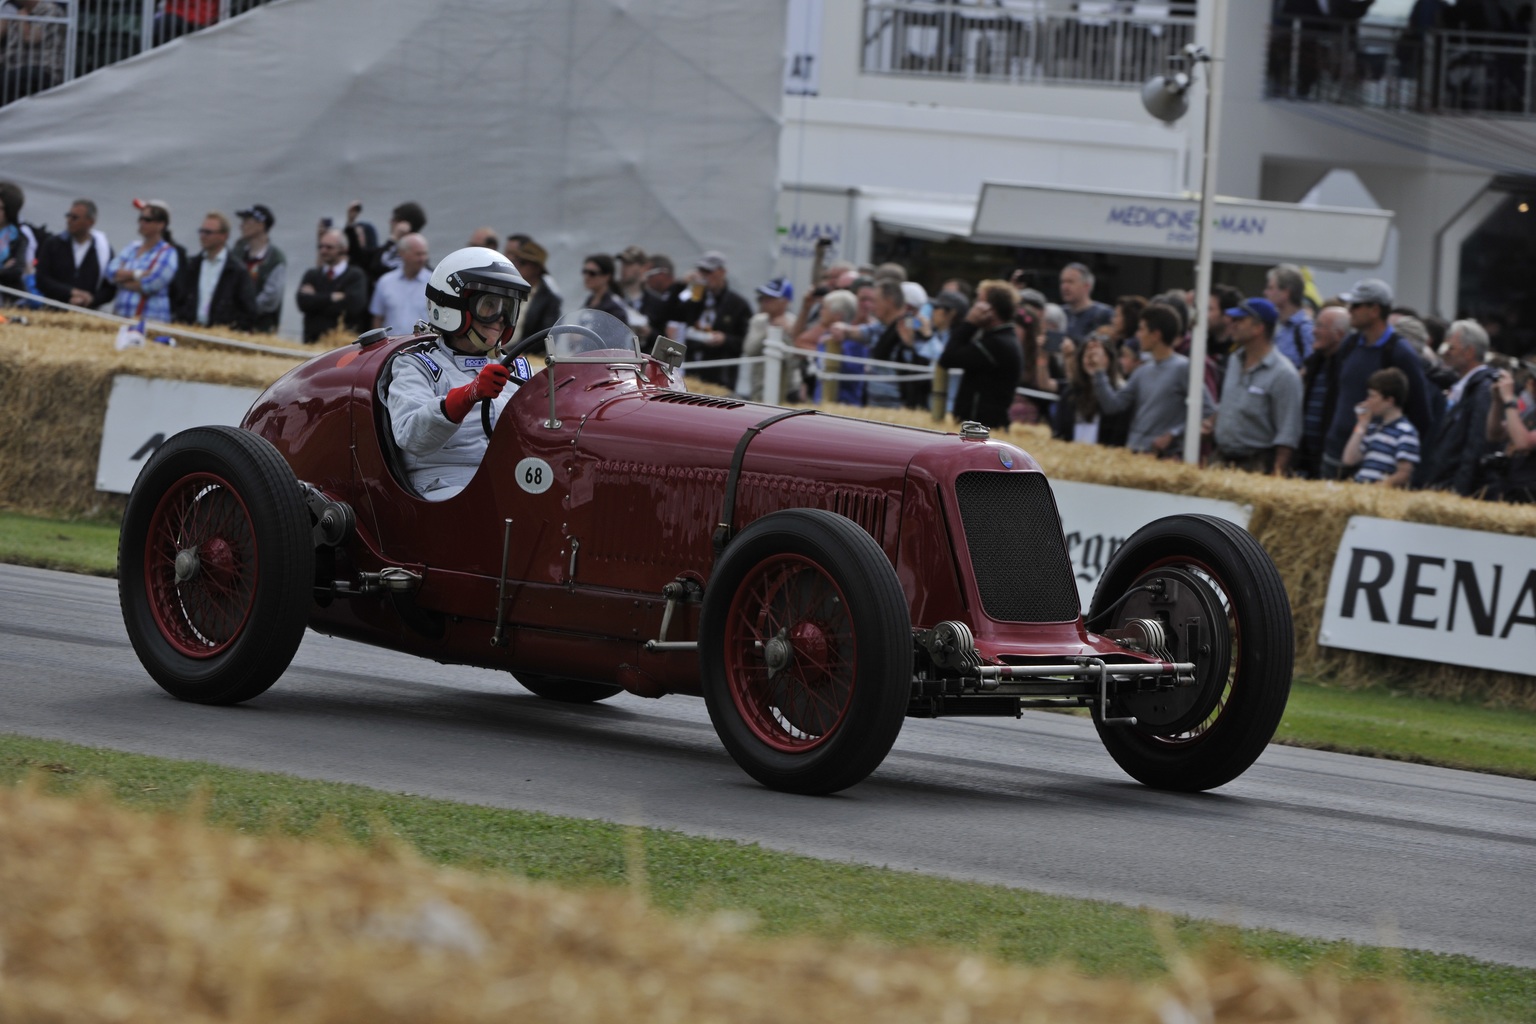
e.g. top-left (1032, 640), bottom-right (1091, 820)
top-left (468, 290), bottom-right (516, 325)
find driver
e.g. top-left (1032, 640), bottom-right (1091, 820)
top-left (383, 246), bottom-right (531, 500)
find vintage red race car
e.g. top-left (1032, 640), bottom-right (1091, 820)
top-left (118, 309), bottom-right (1293, 795)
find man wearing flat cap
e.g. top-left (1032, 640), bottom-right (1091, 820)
top-left (506, 236), bottom-right (561, 353)
top-left (232, 203), bottom-right (286, 333)
top-left (674, 250), bottom-right (751, 388)
top-left (1209, 297), bottom-right (1302, 476)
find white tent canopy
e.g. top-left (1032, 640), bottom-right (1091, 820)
top-left (0, 0), bottom-right (786, 337)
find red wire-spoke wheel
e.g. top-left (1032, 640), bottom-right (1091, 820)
top-left (143, 473), bottom-right (258, 658)
top-left (1086, 514), bottom-right (1293, 793)
top-left (702, 509), bottom-right (911, 795)
top-left (723, 553), bottom-right (856, 752)
top-left (119, 427), bottom-right (314, 705)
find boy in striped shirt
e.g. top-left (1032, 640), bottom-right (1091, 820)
top-left (1343, 367), bottom-right (1419, 488)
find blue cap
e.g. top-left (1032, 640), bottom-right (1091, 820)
top-left (1225, 296), bottom-right (1278, 328)
top-left (757, 276), bottom-right (793, 301)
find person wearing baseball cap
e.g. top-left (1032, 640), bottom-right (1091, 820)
top-left (738, 276), bottom-right (796, 401)
top-left (675, 249), bottom-right (751, 388)
top-left (1319, 277), bottom-right (1436, 480)
top-left (105, 198), bottom-right (180, 323)
top-left (1209, 296), bottom-right (1302, 476)
top-left (233, 203), bottom-right (286, 332)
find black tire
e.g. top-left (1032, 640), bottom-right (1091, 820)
top-left (515, 673), bottom-right (623, 704)
top-left (700, 508), bottom-right (911, 795)
top-left (1086, 514), bottom-right (1292, 792)
top-left (118, 426), bottom-right (314, 705)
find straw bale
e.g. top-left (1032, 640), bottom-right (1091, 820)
top-left (0, 782), bottom-right (1430, 1024)
top-left (0, 312), bottom-right (303, 518)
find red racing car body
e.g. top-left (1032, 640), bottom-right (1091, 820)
top-left (119, 311), bottom-right (1293, 794)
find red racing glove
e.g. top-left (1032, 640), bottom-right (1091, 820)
top-left (443, 363), bottom-right (511, 424)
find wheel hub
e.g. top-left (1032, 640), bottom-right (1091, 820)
top-left (763, 629), bottom-right (793, 678)
top-left (173, 547), bottom-right (201, 583)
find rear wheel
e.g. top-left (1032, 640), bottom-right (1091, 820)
top-left (118, 426), bottom-right (314, 705)
top-left (1087, 514), bottom-right (1292, 792)
top-left (701, 509), bottom-right (911, 795)
top-left (515, 673), bottom-right (623, 704)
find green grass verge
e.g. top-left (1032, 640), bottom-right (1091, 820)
top-left (1278, 680), bottom-right (1536, 780)
top-left (2, 733), bottom-right (1532, 1024)
top-left (0, 510), bottom-right (119, 576)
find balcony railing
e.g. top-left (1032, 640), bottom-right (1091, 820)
top-left (860, 1), bottom-right (1198, 88)
top-left (1267, 17), bottom-right (1536, 117)
top-left (1, 1), bottom-right (276, 108)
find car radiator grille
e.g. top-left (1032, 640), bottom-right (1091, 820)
top-left (953, 471), bottom-right (1080, 623)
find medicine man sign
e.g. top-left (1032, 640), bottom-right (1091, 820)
top-left (1320, 517), bottom-right (1536, 677)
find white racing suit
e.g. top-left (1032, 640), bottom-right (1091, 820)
top-left (382, 336), bottom-right (530, 501)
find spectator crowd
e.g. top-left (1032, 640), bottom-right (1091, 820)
top-left (1, 177), bottom-right (1531, 505)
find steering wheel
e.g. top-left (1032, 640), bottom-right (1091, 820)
top-left (496, 323), bottom-right (609, 383)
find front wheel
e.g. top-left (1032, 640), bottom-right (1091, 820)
top-left (700, 509), bottom-right (911, 795)
top-left (118, 426), bottom-right (315, 705)
top-left (1087, 514), bottom-right (1292, 792)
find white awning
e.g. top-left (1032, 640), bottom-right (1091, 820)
top-left (970, 182), bottom-right (1394, 269)
top-left (870, 202), bottom-right (976, 242)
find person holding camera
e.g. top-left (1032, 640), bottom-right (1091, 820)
top-left (1486, 365), bottom-right (1536, 503)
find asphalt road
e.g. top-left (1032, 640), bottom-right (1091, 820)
top-left (4, 564), bottom-right (1534, 969)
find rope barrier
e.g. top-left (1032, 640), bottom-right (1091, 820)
top-left (0, 284), bottom-right (316, 360)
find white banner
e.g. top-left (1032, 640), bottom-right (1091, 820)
top-left (973, 182), bottom-right (1394, 268)
top-left (96, 376), bottom-right (263, 494)
top-left (784, 0), bottom-right (823, 96)
top-left (1320, 517), bottom-right (1536, 677)
top-left (1048, 480), bottom-right (1252, 613)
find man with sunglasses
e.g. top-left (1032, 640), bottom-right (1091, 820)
top-left (382, 246), bottom-right (531, 501)
top-left (105, 199), bottom-right (179, 323)
top-left (35, 198), bottom-right (115, 309)
top-left (296, 228), bottom-right (369, 343)
top-left (1320, 278), bottom-right (1437, 481)
top-left (173, 210), bottom-right (255, 330)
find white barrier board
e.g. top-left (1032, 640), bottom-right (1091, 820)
top-left (96, 376), bottom-right (263, 494)
top-left (1047, 480), bottom-right (1252, 614)
top-left (1320, 517), bottom-right (1536, 677)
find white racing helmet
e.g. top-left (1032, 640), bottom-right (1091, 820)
top-left (425, 246), bottom-right (530, 351)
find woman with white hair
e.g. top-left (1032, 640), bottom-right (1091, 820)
top-left (793, 288), bottom-right (857, 403)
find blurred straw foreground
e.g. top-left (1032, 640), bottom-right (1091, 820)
top-left (2, 311), bottom-right (1532, 704)
top-left (0, 781), bottom-right (1431, 1024)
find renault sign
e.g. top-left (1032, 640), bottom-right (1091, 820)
top-left (1320, 517), bottom-right (1536, 677)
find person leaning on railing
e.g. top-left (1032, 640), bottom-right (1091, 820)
top-left (791, 288), bottom-right (857, 404)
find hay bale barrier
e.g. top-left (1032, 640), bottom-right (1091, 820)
top-left (0, 781), bottom-right (1430, 1024)
top-left (2, 311), bottom-right (1532, 704)
top-left (0, 310), bottom-right (312, 519)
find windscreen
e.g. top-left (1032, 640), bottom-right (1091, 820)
top-left (548, 308), bottom-right (641, 360)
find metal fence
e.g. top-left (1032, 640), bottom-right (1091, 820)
top-left (1, 0), bottom-right (274, 107)
top-left (860, 1), bottom-right (1198, 88)
top-left (1267, 18), bottom-right (1536, 117)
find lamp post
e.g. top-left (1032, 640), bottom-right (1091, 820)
top-left (1141, 0), bottom-right (1225, 466)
